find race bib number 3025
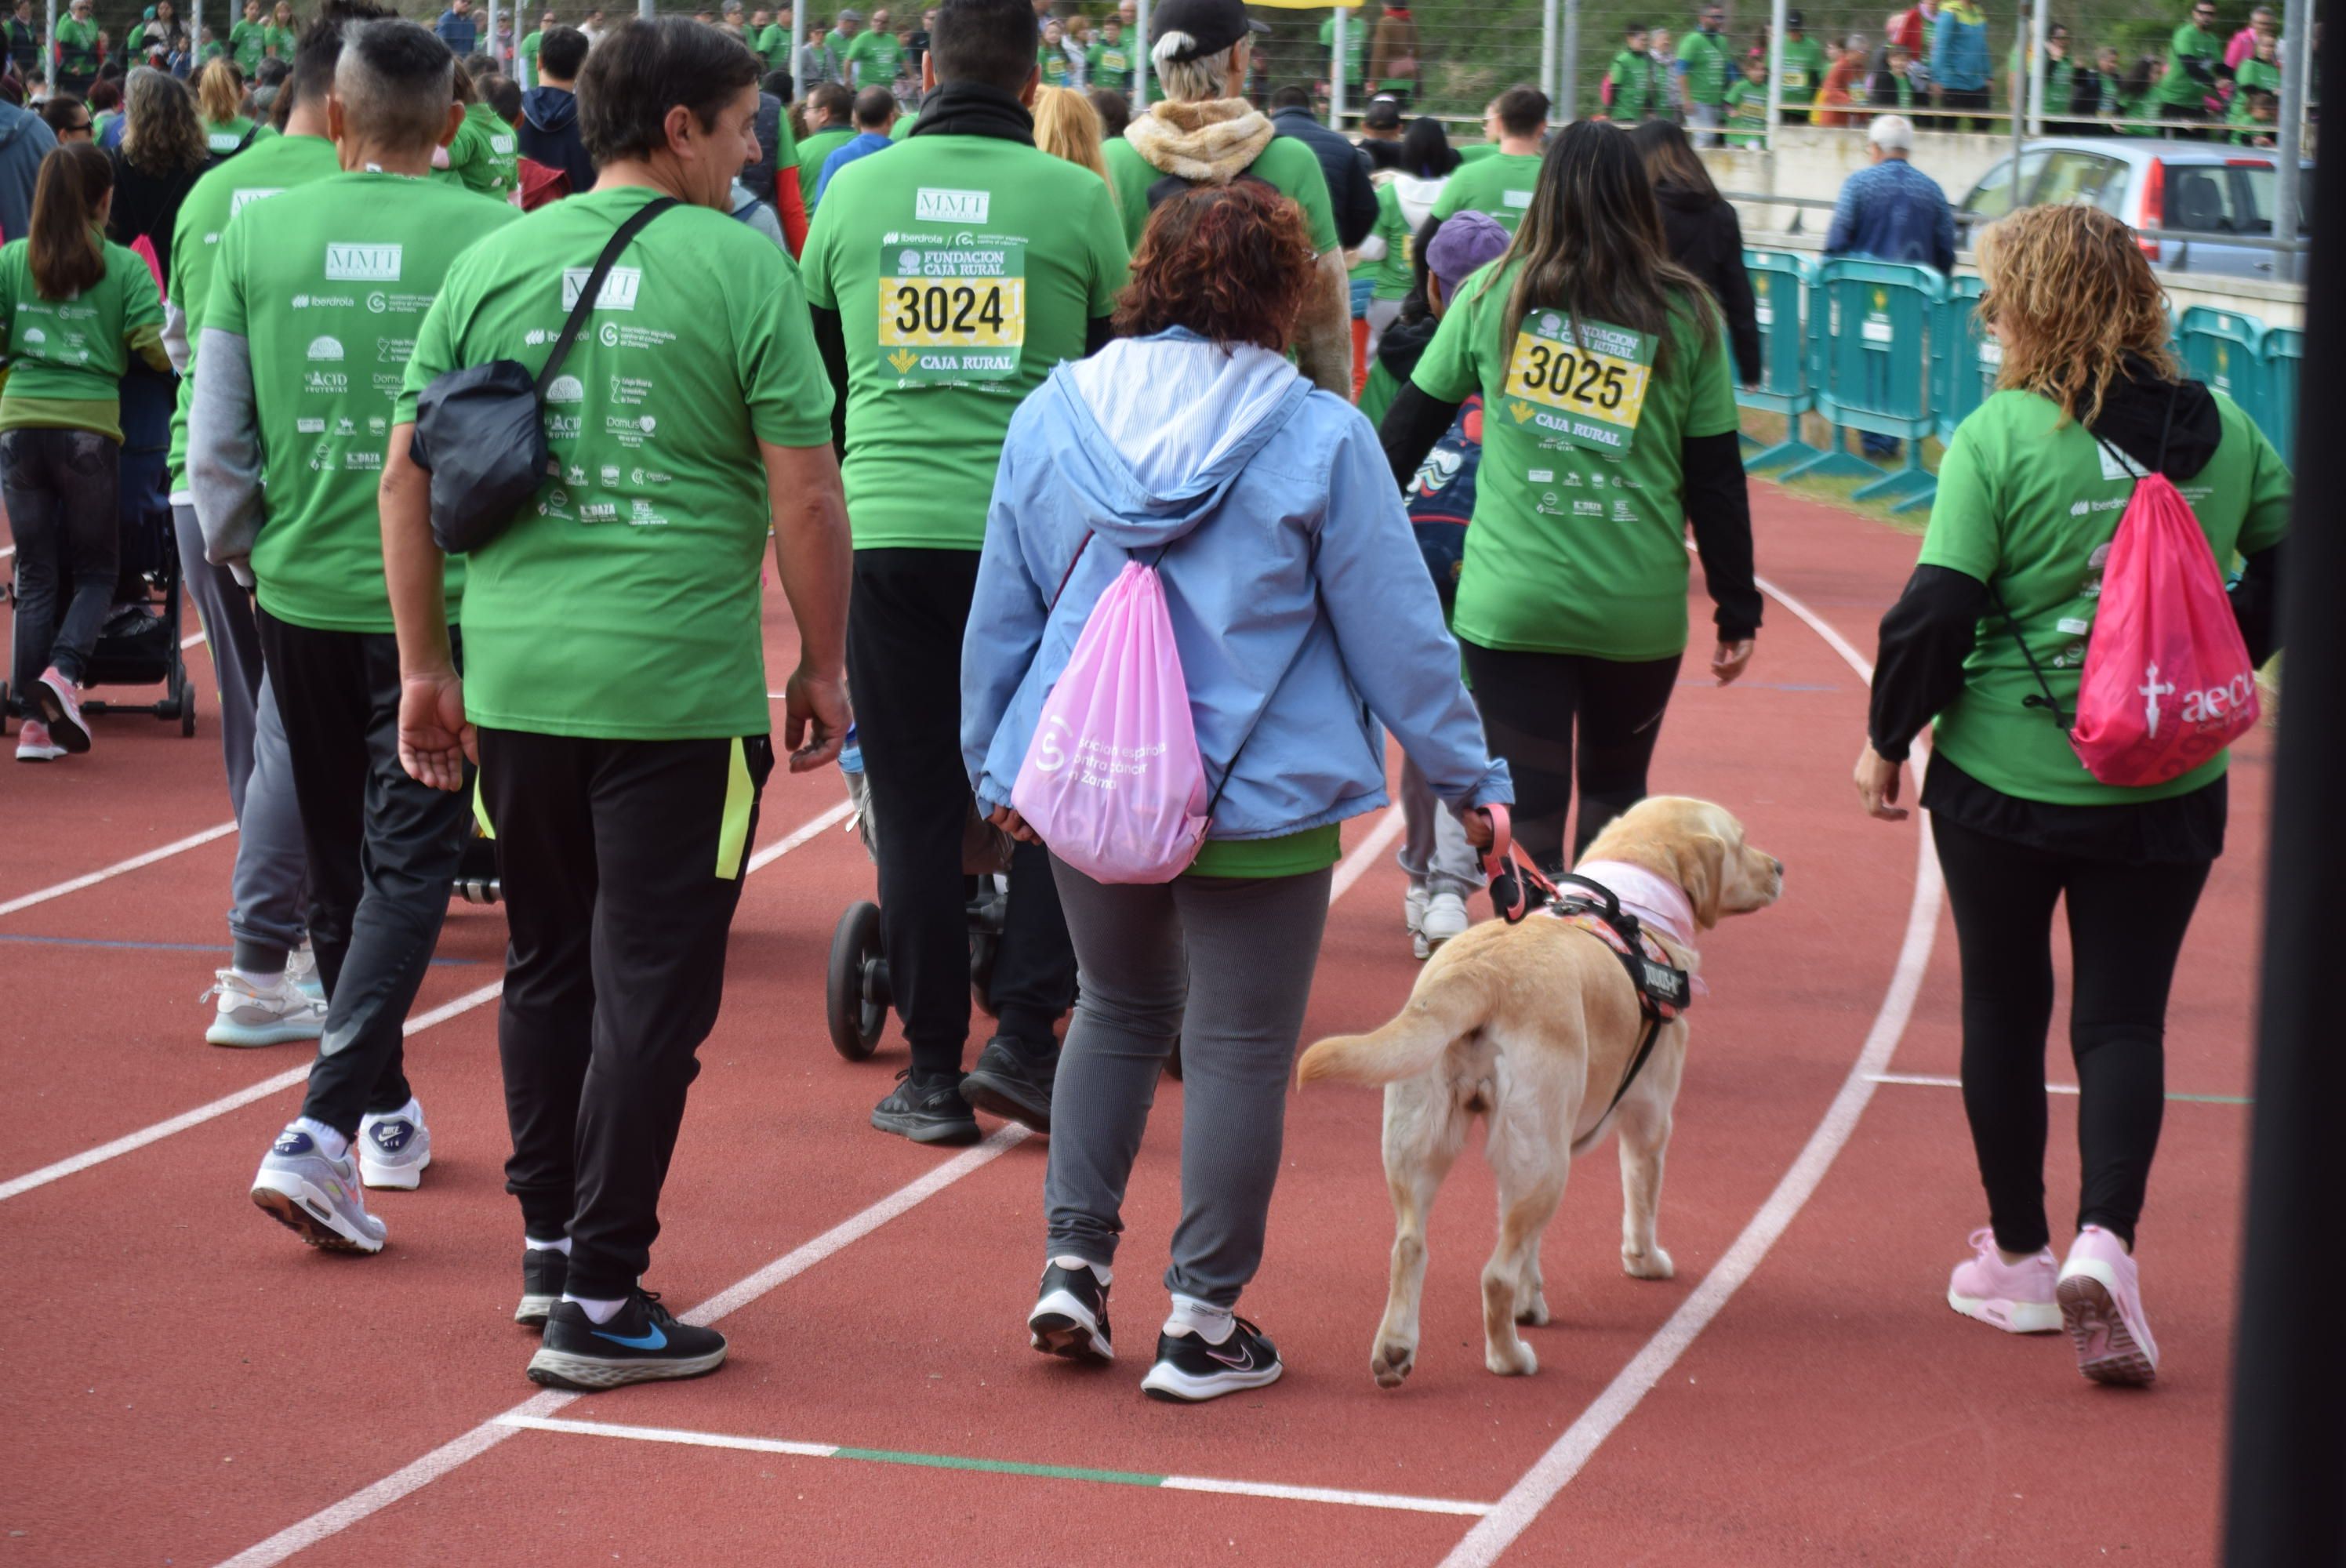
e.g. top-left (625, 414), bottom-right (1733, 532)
top-left (876, 232), bottom-right (1027, 386)
top-left (1501, 313), bottom-right (1655, 457)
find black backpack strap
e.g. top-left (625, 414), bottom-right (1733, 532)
top-left (1987, 579), bottom-right (2071, 731)
top-left (536, 196), bottom-right (676, 399)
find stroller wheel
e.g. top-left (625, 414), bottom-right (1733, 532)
top-left (179, 677), bottom-right (198, 737)
top-left (827, 901), bottom-right (888, 1061)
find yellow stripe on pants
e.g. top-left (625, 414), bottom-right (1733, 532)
top-left (715, 737), bottom-right (753, 879)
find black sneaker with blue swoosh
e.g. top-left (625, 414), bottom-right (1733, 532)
top-left (1139, 1316), bottom-right (1283, 1403)
top-left (525, 1290), bottom-right (728, 1389)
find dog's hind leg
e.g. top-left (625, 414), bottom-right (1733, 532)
top-left (1371, 1076), bottom-right (1467, 1389)
top-left (1481, 1074), bottom-right (1566, 1377)
top-left (1615, 1082), bottom-right (1676, 1282)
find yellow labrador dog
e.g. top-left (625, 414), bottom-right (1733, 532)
top-left (1296, 797), bottom-right (1781, 1387)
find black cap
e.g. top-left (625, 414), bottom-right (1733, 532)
top-left (1364, 94), bottom-right (1402, 128)
top-left (1785, 8), bottom-right (1804, 25)
top-left (1150, 0), bottom-right (1269, 62)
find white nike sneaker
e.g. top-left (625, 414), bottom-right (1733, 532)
top-left (285, 943), bottom-right (325, 1004)
top-left (202, 968), bottom-right (329, 1048)
top-left (1403, 880), bottom-right (1429, 935)
top-left (1417, 891), bottom-right (1471, 957)
top-left (251, 1127), bottom-right (386, 1253)
top-left (358, 1103), bottom-right (433, 1190)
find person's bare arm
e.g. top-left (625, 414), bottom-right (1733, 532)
top-left (761, 437), bottom-right (854, 772)
top-left (380, 426), bottom-right (469, 792)
top-left (1294, 248), bottom-right (1356, 397)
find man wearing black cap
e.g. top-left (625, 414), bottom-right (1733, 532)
top-left (1358, 93), bottom-right (1404, 169)
top-left (1103, 0), bottom-right (1350, 394)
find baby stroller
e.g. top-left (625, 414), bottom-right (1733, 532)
top-left (0, 364), bottom-right (197, 738)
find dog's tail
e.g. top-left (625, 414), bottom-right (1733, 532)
top-left (1296, 961), bottom-right (1494, 1088)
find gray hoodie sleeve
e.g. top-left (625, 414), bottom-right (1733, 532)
top-left (161, 296), bottom-right (191, 375)
top-left (188, 325), bottom-right (266, 586)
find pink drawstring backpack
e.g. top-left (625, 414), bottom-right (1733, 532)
top-left (2000, 405), bottom-right (2261, 787)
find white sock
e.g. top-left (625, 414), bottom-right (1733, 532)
top-left (1051, 1254), bottom-right (1109, 1286)
top-left (233, 965), bottom-right (287, 986)
top-left (365, 1096), bottom-right (423, 1127)
top-left (525, 1235), bottom-right (572, 1255)
top-left (565, 1293), bottom-right (626, 1324)
top-left (292, 1117), bottom-right (349, 1163)
top-left (1165, 1293), bottom-right (1234, 1345)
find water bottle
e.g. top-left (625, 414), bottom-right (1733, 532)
top-left (838, 724), bottom-right (863, 777)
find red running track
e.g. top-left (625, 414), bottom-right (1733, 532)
top-left (0, 487), bottom-right (2259, 1566)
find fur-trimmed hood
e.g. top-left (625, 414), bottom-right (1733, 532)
top-left (1123, 96), bottom-right (1273, 183)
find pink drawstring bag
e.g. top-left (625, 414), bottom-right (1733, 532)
top-left (1011, 554), bottom-right (1211, 884)
top-left (2003, 421), bottom-right (2260, 787)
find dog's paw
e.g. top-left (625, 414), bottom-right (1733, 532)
top-left (1622, 1244), bottom-right (1675, 1280)
top-left (1513, 1292), bottom-right (1550, 1327)
top-left (1371, 1341), bottom-right (1416, 1389)
top-left (1484, 1339), bottom-right (1538, 1377)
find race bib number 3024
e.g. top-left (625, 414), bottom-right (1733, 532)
top-left (877, 232), bottom-right (1027, 387)
top-left (1501, 313), bottom-right (1655, 457)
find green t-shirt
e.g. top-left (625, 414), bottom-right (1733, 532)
top-left (1457, 143), bottom-right (1501, 163)
top-left (0, 234), bottom-right (164, 442)
top-left (844, 29), bottom-right (902, 88)
top-left (1089, 38), bottom-right (1133, 93)
top-left (1676, 27), bottom-right (1731, 106)
top-left (213, 170), bottom-right (515, 633)
top-left (889, 112), bottom-right (917, 141)
top-left (2158, 21), bottom-right (2223, 106)
top-left (205, 115), bottom-right (256, 155)
top-left (230, 17), bottom-right (266, 72)
top-left (167, 130), bottom-right (342, 494)
top-left (1189, 824), bottom-right (1342, 878)
top-left (1038, 42), bottom-right (1071, 88)
top-left (797, 126), bottom-right (855, 210)
top-left (801, 134), bottom-right (1128, 550)
top-left (1104, 133), bottom-right (1338, 253)
top-left (517, 28), bottom-right (543, 89)
top-left (200, 39), bottom-right (225, 64)
top-left (1359, 178), bottom-right (1411, 301)
top-left (1408, 263), bottom-right (1740, 660)
top-left (1725, 77), bottom-right (1770, 145)
top-left (1608, 49), bottom-right (1658, 121)
top-left (447, 101), bottom-right (520, 200)
top-left (54, 16), bottom-right (98, 73)
top-left (1317, 13), bottom-right (1367, 85)
top-left (401, 187), bottom-right (833, 739)
top-left (754, 23), bottom-right (786, 69)
top-left (1430, 151), bottom-right (1542, 233)
top-left (2233, 54), bottom-right (2281, 94)
top-left (1918, 389), bottom-right (2290, 804)
top-left (263, 22), bottom-right (295, 57)
top-left (1775, 34), bottom-right (1827, 114)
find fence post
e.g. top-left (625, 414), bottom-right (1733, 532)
top-left (1540, 0), bottom-right (1557, 105)
top-left (1329, 4), bottom-right (1346, 131)
top-left (1557, 0), bottom-right (1578, 123)
top-left (790, 2), bottom-right (805, 101)
top-left (2272, 0), bottom-right (2308, 282)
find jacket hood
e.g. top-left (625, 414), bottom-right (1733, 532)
top-left (1375, 311), bottom-right (1439, 383)
top-left (2088, 352), bottom-right (2221, 481)
top-left (521, 85), bottom-right (577, 132)
top-left (0, 103), bottom-right (34, 151)
top-left (1390, 170), bottom-right (1444, 229)
top-left (1652, 178), bottom-right (1720, 213)
top-left (1125, 97), bottom-right (1272, 183)
top-left (1033, 329), bottom-right (1313, 549)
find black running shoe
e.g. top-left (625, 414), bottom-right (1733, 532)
top-left (516, 1248), bottom-right (569, 1328)
top-left (1140, 1316), bottom-right (1284, 1403)
top-left (871, 1069), bottom-right (981, 1145)
top-left (525, 1290), bottom-right (727, 1390)
top-left (961, 1036), bottom-right (1056, 1133)
top-left (1027, 1261), bottom-right (1113, 1363)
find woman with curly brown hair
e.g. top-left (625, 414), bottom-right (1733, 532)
top-left (1857, 201), bottom-right (2290, 1387)
top-left (962, 180), bottom-right (1509, 1403)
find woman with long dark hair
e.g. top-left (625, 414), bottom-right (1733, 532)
top-left (1857, 204), bottom-right (2289, 1385)
top-left (1628, 118), bottom-right (1760, 385)
top-left (4, 142), bottom-right (170, 760)
top-left (1382, 120), bottom-right (1760, 873)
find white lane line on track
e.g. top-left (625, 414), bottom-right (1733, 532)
top-left (0, 820), bottom-right (238, 920)
top-left (209, 798), bottom-right (1413, 1566)
top-left (1436, 570), bottom-right (1940, 1568)
top-left (183, 631), bottom-right (207, 651)
top-left (0, 800), bottom-right (853, 1207)
top-left (496, 1413), bottom-right (1494, 1517)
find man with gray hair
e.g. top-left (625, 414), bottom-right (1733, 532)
top-left (1824, 113), bottom-right (1952, 455)
top-left (1101, 0), bottom-right (1350, 393)
top-left (191, 16), bottom-right (519, 1254)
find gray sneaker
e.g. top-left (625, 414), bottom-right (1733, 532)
top-left (250, 1126), bottom-right (387, 1253)
top-left (358, 1105), bottom-right (432, 1190)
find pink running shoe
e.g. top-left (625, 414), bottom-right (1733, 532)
top-left (1948, 1228), bottom-right (2061, 1334)
top-left (2057, 1225), bottom-right (2159, 1385)
top-left (35, 666), bottom-right (90, 753)
top-left (15, 718), bottom-right (66, 762)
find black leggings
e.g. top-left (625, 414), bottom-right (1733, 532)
top-left (1931, 814), bottom-right (2212, 1255)
top-left (4, 426), bottom-right (120, 690)
top-left (1459, 643), bottom-right (1683, 871)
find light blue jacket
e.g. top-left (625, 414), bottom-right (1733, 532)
top-left (1930, 5), bottom-right (1989, 92)
top-left (962, 329), bottom-right (1511, 844)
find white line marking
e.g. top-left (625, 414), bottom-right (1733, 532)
top-left (496, 1414), bottom-right (1492, 1516)
top-left (0, 820), bottom-right (237, 920)
top-left (1331, 805), bottom-right (1407, 903)
top-left (214, 1128), bottom-right (1029, 1568)
top-left (1, 543), bottom-right (13, 561)
top-left (0, 800), bottom-right (849, 1206)
top-left (1438, 570), bottom-right (1941, 1568)
top-left (182, 630), bottom-right (207, 651)
top-left (1870, 1071), bottom-right (2077, 1095)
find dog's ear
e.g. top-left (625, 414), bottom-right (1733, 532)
top-left (1676, 833), bottom-right (1729, 929)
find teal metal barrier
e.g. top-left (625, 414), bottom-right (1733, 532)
top-left (1910, 276), bottom-right (2000, 515)
top-left (1738, 252), bottom-right (1819, 472)
top-left (2259, 326), bottom-right (2301, 468)
top-left (2174, 307), bottom-right (2266, 427)
top-left (1786, 259), bottom-right (1946, 504)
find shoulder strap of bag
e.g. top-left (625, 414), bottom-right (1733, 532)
top-left (536, 196), bottom-right (675, 399)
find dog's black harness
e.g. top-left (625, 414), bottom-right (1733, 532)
top-left (1478, 808), bottom-right (1694, 1123)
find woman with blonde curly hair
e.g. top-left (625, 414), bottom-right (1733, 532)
top-left (1028, 83), bottom-right (1108, 194)
top-left (195, 57), bottom-right (253, 154)
top-left (1856, 201), bottom-right (2290, 1388)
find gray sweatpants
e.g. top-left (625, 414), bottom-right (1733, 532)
top-left (172, 503), bottom-right (307, 964)
top-left (1396, 753), bottom-right (1480, 898)
top-left (1044, 858), bottom-right (1332, 1308)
